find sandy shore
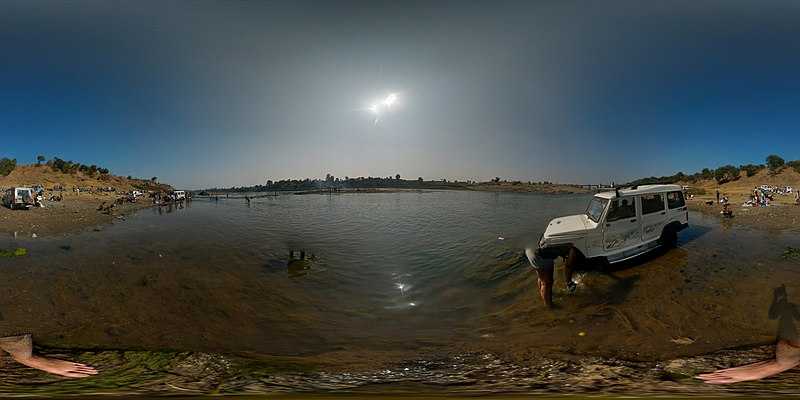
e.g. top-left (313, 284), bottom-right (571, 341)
top-left (0, 164), bottom-right (173, 238)
top-left (0, 192), bottom-right (155, 237)
top-left (688, 197), bottom-right (800, 232)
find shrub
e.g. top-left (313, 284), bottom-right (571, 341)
top-left (787, 160), bottom-right (800, 174)
top-left (0, 158), bottom-right (16, 176)
top-left (739, 164), bottom-right (763, 177)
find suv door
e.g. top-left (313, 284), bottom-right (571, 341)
top-left (640, 193), bottom-right (667, 242)
top-left (603, 196), bottom-right (640, 251)
top-left (666, 190), bottom-right (688, 225)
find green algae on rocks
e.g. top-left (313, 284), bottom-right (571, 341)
top-left (0, 247), bottom-right (26, 257)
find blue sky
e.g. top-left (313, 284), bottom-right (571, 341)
top-left (2, 0), bottom-right (800, 188)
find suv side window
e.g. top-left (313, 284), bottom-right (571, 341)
top-left (642, 193), bottom-right (665, 215)
top-left (667, 191), bottom-right (685, 209)
top-left (606, 197), bottom-right (636, 222)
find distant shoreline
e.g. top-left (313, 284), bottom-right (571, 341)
top-left (204, 182), bottom-right (592, 196)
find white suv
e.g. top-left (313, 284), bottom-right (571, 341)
top-left (530, 184), bottom-right (688, 265)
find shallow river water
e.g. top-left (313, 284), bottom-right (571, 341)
top-left (1, 190), bottom-right (799, 397)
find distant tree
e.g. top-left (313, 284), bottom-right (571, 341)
top-left (766, 154), bottom-right (785, 173)
top-left (0, 158), bottom-right (17, 176)
top-left (395, 174), bottom-right (401, 180)
top-left (127, 175), bottom-right (133, 180)
top-left (36, 155), bottom-right (45, 165)
top-left (492, 177), bottom-right (501, 183)
top-left (787, 160), bottom-right (800, 174)
top-left (418, 177), bottom-right (423, 182)
top-left (701, 168), bottom-right (714, 180)
top-left (714, 165), bottom-right (740, 184)
top-left (739, 164), bottom-right (763, 177)
top-left (151, 177), bottom-right (158, 182)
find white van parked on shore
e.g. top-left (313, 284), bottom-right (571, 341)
top-left (2, 187), bottom-right (35, 210)
top-left (529, 184), bottom-right (688, 266)
top-left (173, 190), bottom-right (186, 200)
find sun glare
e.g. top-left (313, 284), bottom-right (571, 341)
top-left (363, 92), bottom-right (401, 123)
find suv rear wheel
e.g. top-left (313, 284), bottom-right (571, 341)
top-left (660, 226), bottom-right (678, 248)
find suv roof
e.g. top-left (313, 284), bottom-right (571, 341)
top-left (595, 184), bottom-right (683, 199)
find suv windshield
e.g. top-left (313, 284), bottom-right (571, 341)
top-left (585, 196), bottom-right (609, 223)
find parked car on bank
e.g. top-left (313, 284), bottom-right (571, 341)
top-left (528, 184), bottom-right (688, 266)
top-left (3, 187), bottom-right (36, 210)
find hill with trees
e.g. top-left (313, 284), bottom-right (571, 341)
top-left (626, 154), bottom-right (800, 187)
top-left (0, 156), bottom-right (171, 192)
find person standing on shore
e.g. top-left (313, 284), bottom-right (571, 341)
top-left (716, 188), bottom-right (720, 204)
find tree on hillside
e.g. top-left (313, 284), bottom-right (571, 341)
top-left (714, 165), bottom-right (740, 184)
top-left (395, 173), bottom-right (401, 180)
top-left (151, 177), bottom-right (158, 182)
top-left (739, 164), bottom-right (763, 177)
top-left (701, 168), bottom-right (714, 180)
top-left (0, 158), bottom-right (17, 176)
top-left (766, 154), bottom-right (785, 173)
top-left (787, 160), bottom-right (800, 174)
top-left (36, 155), bottom-right (45, 165)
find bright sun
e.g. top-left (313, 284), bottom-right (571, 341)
top-left (364, 92), bottom-right (401, 123)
